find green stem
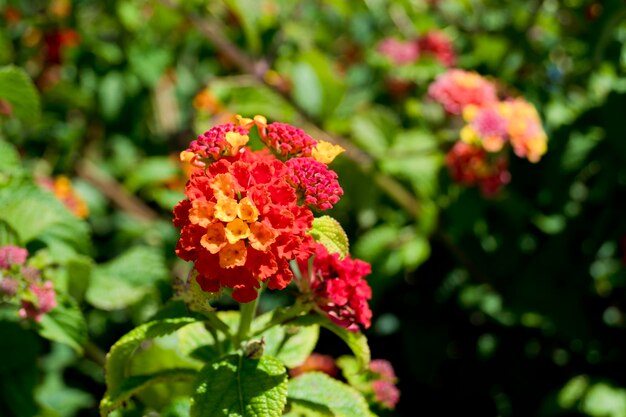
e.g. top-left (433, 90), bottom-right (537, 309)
top-left (236, 295), bottom-right (259, 346)
top-left (252, 299), bottom-right (312, 337)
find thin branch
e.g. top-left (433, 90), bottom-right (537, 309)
top-left (158, 0), bottom-right (420, 219)
top-left (76, 160), bottom-right (159, 221)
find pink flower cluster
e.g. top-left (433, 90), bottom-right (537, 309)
top-left (369, 359), bottom-right (400, 410)
top-left (0, 245), bottom-right (28, 269)
top-left (19, 281), bottom-right (57, 322)
top-left (428, 69), bottom-right (498, 115)
top-left (298, 243), bottom-right (373, 331)
top-left (377, 38), bottom-right (420, 65)
top-left (376, 31), bottom-right (456, 67)
top-left (286, 158), bottom-right (343, 211)
top-left (0, 245), bottom-right (57, 322)
top-left (185, 123), bottom-right (250, 163)
top-left (259, 122), bottom-right (318, 159)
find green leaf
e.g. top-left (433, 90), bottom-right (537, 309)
top-left (0, 178), bottom-right (90, 252)
top-left (309, 216), bottom-right (349, 259)
top-left (101, 368), bottom-right (197, 416)
top-left (0, 65), bottom-right (41, 125)
top-left (191, 354), bottom-right (288, 417)
top-left (257, 311), bottom-right (320, 368)
top-left (290, 315), bottom-right (370, 370)
top-left (125, 156), bottom-right (180, 192)
top-left (380, 129), bottom-right (442, 197)
top-left (98, 71), bottom-right (125, 121)
top-left (350, 107), bottom-right (398, 155)
top-left (287, 372), bottom-right (374, 417)
top-left (223, 0), bottom-right (262, 53)
top-left (0, 139), bottom-right (21, 172)
top-left (353, 224), bottom-right (400, 261)
top-left (64, 255), bottom-right (93, 303)
top-left (37, 296), bottom-right (88, 353)
top-left (0, 321), bottom-right (41, 417)
top-left (103, 317), bottom-right (198, 403)
top-left (0, 219), bottom-right (20, 246)
top-left (86, 246), bottom-right (168, 310)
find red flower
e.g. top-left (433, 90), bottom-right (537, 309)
top-left (173, 147), bottom-right (315, 303)
top-left (445, 142), bottom-right (510, 197)
top-left (417, 31), bottom-right (456, 67)
top-left (286, 157), bottom-right (343, 211)
top-left (298, 243), bottom-right (372, 331)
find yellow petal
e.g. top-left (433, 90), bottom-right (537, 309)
top-left (312, 140), bottom-right (345, 164)
top-left (214, 197), bottom-right (238, 222)
top-left (237, 197), bottom-right (259, 222)
top-left (225, 131), bottom-right (249, 154)
top-left (225, 218), bottom-right (250, 244)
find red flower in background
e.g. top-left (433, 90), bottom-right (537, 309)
top-left (417, 31), bottom-right (456, 67)
top-left (446, 142), bottom-right (510, 197)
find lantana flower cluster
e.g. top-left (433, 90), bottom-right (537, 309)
top-left (376, 31), bottom-right (456, 67)
top-left (0, 245), bottom-right (57, 321)
top-left (290, 354), bottom-right (400, 410)
top-left (174, 116), bottom-right (373, 332)
top-left (38, 175), bottom-right (89, 218)
top-left (428, 69), bottom-right (548, 195)
top-left (297, 243), bottom-right (373, 331)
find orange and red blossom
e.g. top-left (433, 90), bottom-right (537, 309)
top-left (174, 148), bottom-right (316, 303)
top-left (297, 243), bottom-right (372, 331)
top-left (501, 98), bottom-right (548, 163)
top-left (38, 176), bottom-right (89, 218)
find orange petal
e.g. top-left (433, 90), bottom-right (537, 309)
top-left (219, 240), bottom-right (247, 268)
top-left (200, 223), bottom-right (227, 254)
top-left (248, 222), bottom-right (278, 252)
top-left (225, 218), bottom-right (250, 244)
top-left (210, 173), bottom-right (236, 199)
top-left (189, 201), bottom-right (215, 228)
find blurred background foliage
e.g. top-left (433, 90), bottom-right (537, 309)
top-left (1, 0), bottom-right (626, 416)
